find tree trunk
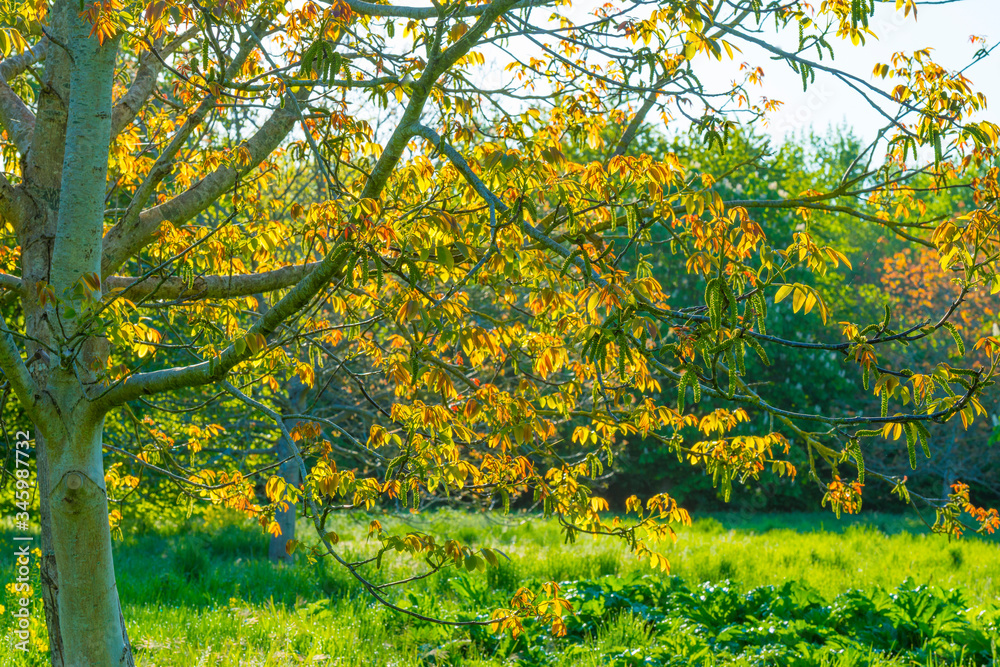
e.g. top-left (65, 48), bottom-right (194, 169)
top-left (268, 435), bottom-right (301, 563)
top-left (43, 387), bottom-right (133, 665)
top-left (941, 420), bottom-right (959, 500)
top-left (264, 320), bottom-right (303, 564)
top-left (17, 2), bottom-right (130, 662)
top-left (36, 434), bottom-right (65, 665)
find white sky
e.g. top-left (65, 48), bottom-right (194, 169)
top-left (686, 0), bottom-right (1000, 142)
top-left (465, 1), bottom-right (1000, 149)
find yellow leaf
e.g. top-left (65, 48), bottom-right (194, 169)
top-left (792, 287), bottom-right (806, 313)
top-left (265, 476), bottom-right (287, 502)
top-left (396, 299), bottom-right (420, 323)
top-left (774, 284), bottom-right (795, 303)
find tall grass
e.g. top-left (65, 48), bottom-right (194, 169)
top-left (0, 510), bottom-right (997, 665)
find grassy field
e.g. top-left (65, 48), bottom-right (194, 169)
top-left (1, 510), bottom-right (998, 665)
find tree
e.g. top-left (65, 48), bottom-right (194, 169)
top-left (878, 203), bottom-right (1000, 502)
top-left (606, 126), bottom-right (884, 511)
top-left (0, 0), bottom-right (998, 663)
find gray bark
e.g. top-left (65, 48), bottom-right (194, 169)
top-left (268, 436), bottom-right (301, 563)
top-left (35, 433), bottom-right (65, 666)
top-left (45, 394), bottom-right (132, 665)
top-left (16, 2), bottom-right (134, 663)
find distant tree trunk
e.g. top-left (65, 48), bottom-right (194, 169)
top-left (254, 293), bottom-right (304, 565)
top-left (268, 434), bottom-right (301, 563)
top-left (941, 420), bottom-right (959, 499)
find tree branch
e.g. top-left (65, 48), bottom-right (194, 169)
top-left (0, 39), bottom-right (46, 81)
top-left (94, 0), bottom-right (524, 408)
top-left (340, 0), bottom-right (551, 20)
top-left (101, 22), bottom-right (269, 277)
top-left (412, 123), bottom-right (598, 284)
top-left (100, 88), bottom-right (300, 277)
top-left (0, 41), bottom-right (43, 155)
top-left (603, 6), bottom-right (755, 162)
top-left (0, 172), bottom-right (30, 231)
top-left (93, 244), bottom-right (353, 409)
top-left (49, 24), bottom-right (118, 296)
top-left (221, 379), bottom-right (509, 627)
top-left (104, 261), bottom-right (323, 302)
top-left (0, 272), bottom-right (21, 291)
top-left (110, 27), bottom-right (199, 138)
top-left (0, 311), bottom-right (45, 430)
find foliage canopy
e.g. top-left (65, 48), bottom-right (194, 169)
top-left (0, 0), bottom-right (998, 662)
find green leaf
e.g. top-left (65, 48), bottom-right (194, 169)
top-left (559, 249), bottom-right (582, 277)
top-left (246, 333), bottom-right (264, 355)
top-left (465, 553), bottom-right (483, 572)
top-left (745, 336), bottom-right (770, 366)
top-left (499, 152), bottom-right (518, 172)
top-left (942, 322), bottom-right (965, 356)
top-left (914, 421), bottom-right (932, 458)
top-left (626, 205), bottom-right (638, 238)
top-left (360, 251), bottom-right (370, 284)
top-left (437, 244), bottom-right (454, 272)
top-left (677, 371), bottom-right (688, 412)
top-left (846, 440), bottom-right (864, 484)
top-left (752, 292), bottom-right (767, 335)
top-left (705, 278), bottom-right (724, 330)
top-left (904, 422), bottom-right (917, 470)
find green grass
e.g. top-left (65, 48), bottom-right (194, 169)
top-left (1, 510), bottom-right (998, 665)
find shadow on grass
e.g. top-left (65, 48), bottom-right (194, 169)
top-left (112, 523), bottom-right (364, 611)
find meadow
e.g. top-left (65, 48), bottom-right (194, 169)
top-left (1, 510), bottom-right (998, 666)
